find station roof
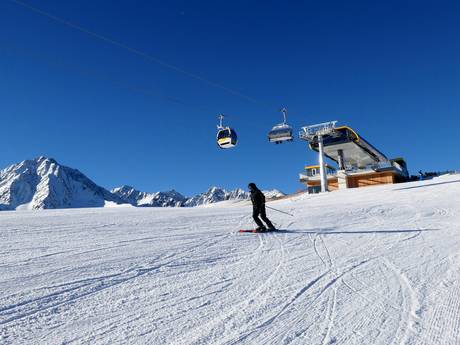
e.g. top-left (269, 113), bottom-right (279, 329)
top-left (305, 164), bottom-right (336, 170)
top-left (309, 126), bottom-right (388, 169)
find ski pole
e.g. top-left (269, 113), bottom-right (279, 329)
top-left (266, 205), bottom-right (294, 217)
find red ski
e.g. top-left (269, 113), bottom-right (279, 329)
top-left (238, 229), bottom-right (276, 233)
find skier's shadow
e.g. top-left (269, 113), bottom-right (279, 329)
top-left (272, 228), bottom-right (439, 235)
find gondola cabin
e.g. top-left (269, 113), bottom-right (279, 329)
top-left (268, 124), bottom-right (294, 144)
top-left (268, 108), bottom-right (294, 144)
top-left (217, 127), bottom-right (238, 149)
top-left (216, 115), bottom-right (237, 149)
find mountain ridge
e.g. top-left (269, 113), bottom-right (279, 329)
top-left (112, 185), bottom-right (285, 207)
top-left (0, 156), bottom-right (124, 210)
top-left (0, 157), bottom-right (285, 211)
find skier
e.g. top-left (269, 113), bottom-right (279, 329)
top-left (419, 170), bottom-right (424, 181)
top-left (248, 183), bottom-right (276, 231)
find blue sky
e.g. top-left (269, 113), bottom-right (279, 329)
top-left (1, 0), bottom-right (459, 196)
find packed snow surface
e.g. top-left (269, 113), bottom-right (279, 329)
top-left (1, 175), bottom-right (460, 344)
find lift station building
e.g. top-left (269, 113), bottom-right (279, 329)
top-left (299, 126), bottom-right (409, 193)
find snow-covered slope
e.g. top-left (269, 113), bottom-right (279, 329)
top-left (112, 185), bottom-right (186, 207)
top-left (0, 157), bottom-right (124, 210)
top-left (1, 174), bottom-right (460, 344)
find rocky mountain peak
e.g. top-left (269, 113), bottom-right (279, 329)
top-left (0, 157), bottom-right (123, 210)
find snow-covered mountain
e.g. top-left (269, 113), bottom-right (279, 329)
top-left (0, 157), bottom-right (124, 210)
top-left (112, 186), bottom-right (186, 207)
top-left (184, 187), bottom-right (247, 207)
top-left (262, 189), bottom-right (285, 199)
top-left (0, 157), bottom-right (286, 211)
top-left (113, 186), bottom-right (249, 208)
top-left (114, 186), bottom-right (285, 208)
top-left (183, 187), bottom-right (285, 207)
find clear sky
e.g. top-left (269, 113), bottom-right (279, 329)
top-left (1, 0), bottom-right (459, 196)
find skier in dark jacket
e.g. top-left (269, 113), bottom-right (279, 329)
top-left (248, 183), bottom-right (276, 231)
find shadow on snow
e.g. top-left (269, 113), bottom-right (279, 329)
top-left (270, 228), bottom-right (439, 235)
top-left (394, 179), bottom-right (460, 191)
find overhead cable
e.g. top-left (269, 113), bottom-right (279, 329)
top-left (8, 0), bottom-right (276, 110)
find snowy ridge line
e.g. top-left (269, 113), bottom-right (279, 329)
top-left (112, 185), bottom-right (286, 208)
top-left (0, 156), bottom-right (285, 210)
top-left (0, 156), bottom-right (124, 211)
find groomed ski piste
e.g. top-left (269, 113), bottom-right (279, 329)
top-left (1, 175), bottom-right (460, 345)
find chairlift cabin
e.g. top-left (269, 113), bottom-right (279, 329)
top-left (216, 114), bottom-right (238, 149)
top-left (268, 108), bottom-right (294, 144)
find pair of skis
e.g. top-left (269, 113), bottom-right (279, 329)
top-left (239, 229), bottom-right (277, 233)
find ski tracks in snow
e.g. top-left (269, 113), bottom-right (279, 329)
top-left (2, 176), bottom-right (460, 344)
top-left (0, 231), bottom-right (230, 328)
top-left (170, 225), bottom-right (289, 345)
top-left (420, 255), bottom-right (460, 345)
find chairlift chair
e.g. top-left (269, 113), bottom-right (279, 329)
top-left (268, 108), bottom-right (294, 144)
top-left (216, 114), bottom-right (238, 149)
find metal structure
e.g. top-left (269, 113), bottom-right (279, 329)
top-left (268, 108), bottom-right (294, 144)
top-left (216, 114), bottom-right (238, 149)
top-left (308, 125), bottom-right (388, 168)
top-left (299, 121), bottom-right (338, 192)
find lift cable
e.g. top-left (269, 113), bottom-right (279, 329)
top-left (8, 0), bottom-right (278, 111)
top-left (0, 42), bottom-right (217, 115)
